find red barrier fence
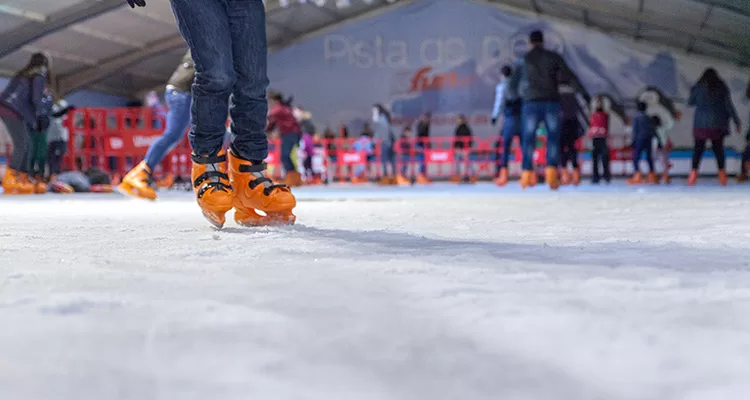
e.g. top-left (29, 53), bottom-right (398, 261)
top-left (0, 107), bottom-right (638, 183)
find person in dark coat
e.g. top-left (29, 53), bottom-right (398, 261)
top-left (687, 68), bottom-right (741, 186)
top-left (0, 52), bottom-right (52, 195)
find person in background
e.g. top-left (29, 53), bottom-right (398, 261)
top-left (118, 51), bottom-right (194, 200)
top-left (351, 132), bottom-right (374, 183)
top-left (507, 30), bottom-right (590, 190)
top-left (267, 91), bottom-right (303, 187)
top-left (452, 115), bottom-right (476, 183)
top-left (0, 52), bottom-right (52, 195)
top-left (27, 86), bottom-right (54, 192)
top-left (396, 126), bottom-right (414, 185)
top-left (414, 111), bottom-right (432, 183)
top-left (372, 104), bottom-right (396, 185)
top-left (687, 68), bottom-right (741, 186)
top-left (361, 122), bottom-right (373, 138)
top-left (738, 80), bottom-right (750, 182)
top-left (588, 95), bottom-right (611, 184)
top-left (293, 106), bottom-right (316, 183)
top-left (46, 99), bottom-right (75, 179)
top-left (558, 71), bottom-right (585, 186)
top-left (491, 65), bottom-right (522, 186)
top-left (628, 102), bottom-right (658, 184)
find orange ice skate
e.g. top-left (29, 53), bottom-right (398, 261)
top-left (192, 152), bottom-right (234, 228)
top-left (118, 161), bottom-right (157, 200)
top-left (284, 171), bottom-right (303, 187)
top-left (2, 169), bottom-right (34, 195)
top-left (495, 168), bottom-right (508, 187)
top-left (30, 175), bottom-right (47, 194)
top-left (377, 176), bottom-right (396, 185)
top-left (687, 170), bottom-right (698, 186)
top-left (228, 151), bottom-right (296, 226)
top-left (350, 175), bottom-right (368, 184)
top-left (718, 170), bottom-right (728, 186)
top-left (645, 172), bottom-right (659, 184)
top-left (560, 169), bottom-right (572, 185)
top-left (449, 175), bottom-right (461, 183)
top-left (545, 167), bottom-right (560, 190)
top-left (572, 168), bottom-right (581, 186)
top-left (529, 171), bottom-right (538, 186)
top-left (519, 170), bottom-right (533, 189)
top-left (627, 172), bottom-right (643, 185)
top-left (156, 173), bottom-right (175, 189)
top-left (416, 174), bottom-right (431, 184)
top-left (396, 175), bottom-right (410, 185)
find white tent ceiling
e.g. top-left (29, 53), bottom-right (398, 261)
top-left (0, 0), bottom-right (747, 100)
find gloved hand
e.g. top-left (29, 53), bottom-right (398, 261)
top-left (126, 0), bottom-right (146, 8)
top-left (491, 118), bottom-right (497, 126)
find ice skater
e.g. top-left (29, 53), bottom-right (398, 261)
top-left (628, 102), bottom-right (658, 184)
top-left (118, 51), bottom-right (194, 200)
top-left (638, 87), bottom-right (680, 184)
top-left (128, 0), bottom-right (295, 228)
top-left (491, 65), bottom-right (521, 187)
top-left (507, 30), bottom-right (590, 190)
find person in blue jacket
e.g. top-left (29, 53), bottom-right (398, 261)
top-left (627, 102), bottom-right (658, 184)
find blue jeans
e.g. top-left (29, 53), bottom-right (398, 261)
top-left (522, 101), bottom-right (561, 170)
top-left (281, 133), bottom-right (300, 172)
top-left (381, 143), bottom-right (396, 175)
top-left (144, 88), bottom-right (191, 169)
top-left (500, 115), bottom-right (521, 168)
top-left (633, 139), bottom-right (654, 173)
top-left (169, 0), bottom-right (269, 160)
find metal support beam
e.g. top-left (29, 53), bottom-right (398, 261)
top-left (57, 34), bottom-right (186, 95)
top-left (634, 0), bottom-right (645, 39)
top-left (0, 0), bottom-right (125, 58)
top-left (687, 4), bottom-right (714, 53)
top-left (549, 0), bottom-right (750, 55)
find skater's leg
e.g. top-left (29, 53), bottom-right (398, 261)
top-left (711, 138), bottom-right (726, 171)
top-left (602, 141), bottom-right (611, 182)
top-left (521, 103), bottom-right (541, 172)
top-left (170, 0), bottom-right (234, 157)
top-left (543, 101), bottom-right (562, 189)
top-left (645, 144), bottom-right (655, 173)
top-left (591, 139), bottom-right (601, 182)
top-left (170, 0), bottom-right (234, 226)
top-left (691, 139), bottom-right (706, 171)
top-left (144, 89), bottom-right (192, 170)
top-left (1, 116), bottom-right (34, 194)
top-left (47, 140), bottom-right (65, 176)
top-left (226, 0), bottom-right (270, 162)
top-left (280, 133), bottom-right (298, 173)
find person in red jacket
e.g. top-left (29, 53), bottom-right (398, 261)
top-left (267, 92), bottom-right (303, 187)
top-left (588, 95), bottom-right (611, 184)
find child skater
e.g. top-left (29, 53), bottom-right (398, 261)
top-left (588, 95), bottom-right (611, 184)
top-left (628, 102), bottom-right (658, 184)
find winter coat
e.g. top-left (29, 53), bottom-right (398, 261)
top-left (508, 47), bottom-right (586, 102)
top-left (0, 68), bottom-right (49, 130)
top-left (267, 104), bottom-right (301, 135)
top-left (632, 112), bottom-right (656, 143)
top-left (688, 84), bottom-right (739, 131)
top-left (372, 114), bottom-right (393, 146)
top-left (588, 111), bottom-right (609, 138)
top-left (166, 51), bottom-right (195, 94)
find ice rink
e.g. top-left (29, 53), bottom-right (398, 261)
top-left (1, 181), bottom-right (750, 400)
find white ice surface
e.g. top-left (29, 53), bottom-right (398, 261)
top-left (1, 182), bottom-right (750, 400)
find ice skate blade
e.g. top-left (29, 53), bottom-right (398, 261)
top-left (201, 210), bottom-right (226, 229)
top-left (116, 182), bottom-right (156, 201)
top-left (235, 208), bottom-right (296, 227)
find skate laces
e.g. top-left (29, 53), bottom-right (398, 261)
top-left (192, 153), bottom-right (231, 198)
top-left (238, 162), bottom-right (288, 196)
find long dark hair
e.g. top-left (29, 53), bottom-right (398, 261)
top-left (16, 52), bottom-right (50, 79)
top-left (373, 103), bottom-right (391, 124)
top-left (696, 68), bottom-right (727, 95)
